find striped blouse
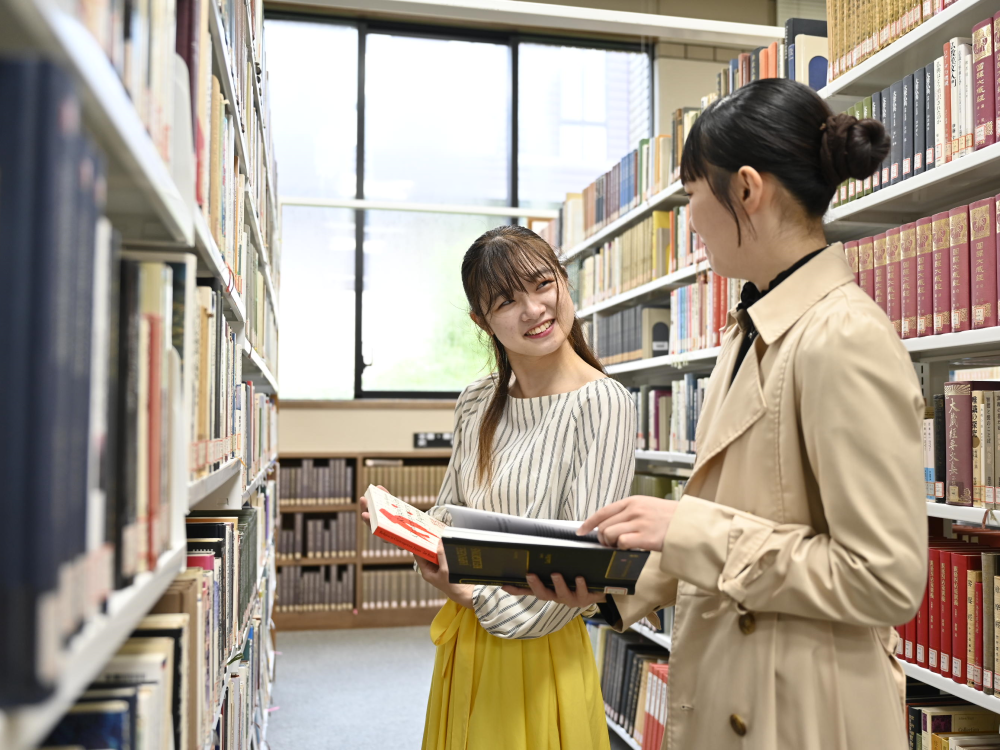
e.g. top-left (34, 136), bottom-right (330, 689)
top-left (427, 375), bottom-right (636, 639)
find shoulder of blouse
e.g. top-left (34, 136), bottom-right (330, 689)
top-left (456, 375), bottom-right (496, 415)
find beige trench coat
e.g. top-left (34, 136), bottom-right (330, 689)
top-left (611, 244), bottom-right (928, 749)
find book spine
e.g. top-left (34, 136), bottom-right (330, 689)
top-left (932, 211), bottom-right (953, 334)
top-left (887, 226), bottom-right (902, 335)
top-left (953, 553), bottom-right (970, 683)
top-left (845, 241), bottom-right (860, 285)
top-left (974, 19), bottom-right (996, 149)
top-left (974, 392), bottom-right (983, 507)
top-left (930, 548), bottom-right (940, 673)
top-left (925, 61), bottom-right (936, 172)
top-left (891, 80), bottom-right (903, 183)
top-left (945, 382), bottom-right (973, 506)
top-left (941, 552), bottom-right (953, 675)
top-left (858, 237), bottom-right (875, 298)
top-left (996, 13), bottom-right (1000, 143)
top-left (935, 57), bottom-right (945, 167)
top-left (874, 233), bottom-right (888, 314)
top-left (943, 43), bottom-right (953, 163)
top-left (916, 217), bottom-right (934, 336)
top-left (900, 222), bottom-right (917, 338)
top-left (914, 67), bottom-right (925, 174)
top-left (917, 569), bottom-right (930, 668)
top-left (974, 574), bottom-right (984, 689)
top-left (971, 197), bottom-right (997, 328)
top-left (950, 205), bottom-right (971, 333)
top-left (902, 73), bottom-right (914, 179)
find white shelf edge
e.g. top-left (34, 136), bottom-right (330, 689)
top-left (188, 457), bottom-right (242, 508)
top-left (630, 622), bottom-right (672, 651)
top-left (819, 0), bottom-right (987, 99)
top-left (562, 181), bottom-right (686, 263)
top-left (0, 545), bottom-right (188, 750)
top-left (194, 210), bottom-right (247, 324)
top-left (243, 339), bottom-right (278, 393)
top-left (208, 0), bottom-right (253, 187)
top-left (606, 715), bottom-right (642, 750)
top-left (824, 144), bottom-right (1000, 227)
top-left (635, 451), bottom-right (696, 467)
top-left (576, 261), bottom-right (709, 318)
top-left (903, 326), bottom-right (1000, 356)
top-left (606, 347), bottom-right (721, 376)
top-left (926, 500), bottom-right (1000, 527)
top-left (242, 458), bottom-right (277, 500)
top-left (900, 660), bottom-right (1000, 712)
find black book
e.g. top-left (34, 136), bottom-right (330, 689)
top-left (784, 18), bottom-right (827, 78)
top-left (871, 91), bottom-right (882, 191)
top-left (78, 686), bottom-right (140, 750)
top-left (115, 261), bottom-right (142, 589)
top-left (890, 79), bottom-right (903, 185)
top-left (933, 393), bottom-right (946, 501)
top-left (881, 86), bottom-right (892, 188)
top-left (913, 68), bottom-right (925, 175)
top-left (901, 73), bottom-right (914, 179)
top-left (925, 62), bottom-right (936, 172)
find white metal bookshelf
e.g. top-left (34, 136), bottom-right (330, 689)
top-left (189, 457), bottom-right (244, 509)
top-left (606, 715), bottom-right (642, 750)
top-left (635, 450), bottom-right (696, 468)
top-left (605, 347), bottom-right (722, 378)
top-left (577, 261), bottom-right (710, 319)
top-left (631, 622), bottom-right (673, 651)
top-left (195, 211), bottom-right (248, 324)
top-left (243, 457), bottom-right (279, 501)
top-left (244, 339), bottom-right (279, 394)
top-left (0, 545), bottom-right (188, 750)
top-left (899, 662), bottom-right (1000, 713)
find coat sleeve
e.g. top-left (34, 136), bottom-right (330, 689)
top-left (474, 380), bottom-right (638, 639)
top-left (659, 304), bottom-right (928, 627)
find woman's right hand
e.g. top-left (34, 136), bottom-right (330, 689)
top-left (359, 485), bottom-right (388, 526)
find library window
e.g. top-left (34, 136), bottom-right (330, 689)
top-left (264, 16), bottom-right (651, 398)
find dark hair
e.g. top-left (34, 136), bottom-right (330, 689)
top-left (461, 225), bottom-right (603, 485)
top-left (680, 78), bottom-right (890, 242)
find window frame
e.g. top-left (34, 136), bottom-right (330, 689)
top-left (265, 10), bottom-right (655, 399)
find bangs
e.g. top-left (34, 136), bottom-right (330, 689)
top-left (466, 233), bottom-right (563, 316)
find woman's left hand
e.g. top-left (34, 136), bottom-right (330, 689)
top-left (501, 573), bottom-right (607, 609)
top-left (577, 496), bottom-right (680, 551)
top-left (415, 540), bottom-right (475, 609)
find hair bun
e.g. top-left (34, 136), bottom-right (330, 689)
top-left (819, 112), bottom-right (890, 186)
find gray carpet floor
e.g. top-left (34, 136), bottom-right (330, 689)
top-left (266, 626), bottom-right (630, 750)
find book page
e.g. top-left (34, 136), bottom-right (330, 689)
top-left (441, 525), bottom-right (605, 549)
top-left (444, 505), bottom-right (600, 543)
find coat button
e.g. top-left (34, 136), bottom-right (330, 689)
top-left (738, 612), bottom-right (756, 635)
top-left (730, 714), bottom-right (747, 736)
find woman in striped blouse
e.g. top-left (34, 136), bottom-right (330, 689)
top-left (409, 225), bottom-right (634, 749)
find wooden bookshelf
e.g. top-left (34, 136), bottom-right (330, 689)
top-left (273, 606), bottom-right (439, 632)
top-left (277, 555), bottom-right (359, 567)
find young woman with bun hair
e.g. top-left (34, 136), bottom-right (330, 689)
top-left (521, 78), bottom-right (928, 749)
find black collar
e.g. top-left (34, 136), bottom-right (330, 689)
top-left (736, 246), bottom-right (829, 315)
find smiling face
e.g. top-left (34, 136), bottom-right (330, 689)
top-left (481, 269), bottom-right (576, 359)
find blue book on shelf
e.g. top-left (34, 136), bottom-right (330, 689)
top-left (44, 700), bottom-right (130, 749)
top-left (787, 44), bottom-right (795, 81)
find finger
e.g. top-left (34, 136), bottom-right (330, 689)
top-left (524, 573), bottom-right (556, 601)
top-left (551, 573), bottom-right (574, 603)
top-left (361, 512), bottom-right (370, 522)
top-left (575, 577), bottom-right (591, 599)
top-left (616, 532), bottom-right (651, 551)
top-left (359, 497), bottom-right (368, 511)
top-left (577, 499), bottom-right (630, 535)
top-left (376, 485), bottom-right (387, 491)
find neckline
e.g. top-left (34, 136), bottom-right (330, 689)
top-left (506, 375), bottom-right (609, 401)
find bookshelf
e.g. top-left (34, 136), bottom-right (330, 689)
top-left (927, 501), bottom-right (1000, 527)
top-left (0, 0), bottom-right (281, 742)
top-left (631, 622), bottom-right (673, 651)
top-left (576, 261), bottom-right (710, 319)
top-left (899, 662), bottom-right (1000, 713)
top-left (606, 716), bottom-right (642, 750)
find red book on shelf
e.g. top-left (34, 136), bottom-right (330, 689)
top-left (844, 240), bottom-right (859, 286)
top-left (886, 227), bottom-right (902, 335)
top-left (900, 223), bottom-right (918, 338)
top-left (950, 205), bottom-right (971, 333)
top-left (874, 233), bottom-right (888, 315)
top-left (904, 613), bottom-right (916, 663)
top-left (917, 217), bottom-right (934, 336)
top-left (975, 578), bottom-right (985, 690)
top-left (971, 197), bottom-right (997, 329)
top-left (933, 212), bottom-right (953, 334)
top-left (940, 550), bottom-right (953, 675)
top-left (943, 41), bottom-right (953, 163)
top-left (916, 568), bottom-right (930, 668)
top-left (995, 14), bottom-right (1000, 145)
top-left (929, 547), bottom-right (944, 673)
top-left (951, 551), bottom-right (982, 684)
top-left (858, 236), bottom-right (875, 299)
top-left (973, 18), bottom-right (996, 149)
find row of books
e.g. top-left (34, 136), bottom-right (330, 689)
top-left (587, 621), bottom-right (669, 747)
top-left (902, 679), bottom-right (1000, 750)
top-left (631, 474), bottom-right (686, 502)
top-left (42, 487), bottom-right (276, 750)
top-left (828, 0), bottom-right (987, 84)
top-left (361, 463), bottom-right (450, 510)
top-left (244, 385), bottom-right (277, 485)
top-left (362, 533), bottom-right (413, 559)
top-left (276, 512), bottom-right (358, 561)
top-left (361, 568), bottom-right (448, 611)
top-left (568, 207), bottom-right (705, 310)
top-left (275, 564), bottom-right (355, 613)
top-left (897, 526), bottom-right (1000, 702)
top-left (843, 197), bottom-right (999, 339)
top-left (629, 375), bottom-right (708, 455)
top-left (594, 307), bottom-right (670, 366)
top-left (668, 271), bottom-right (744, 355)
top-left (243, 231), bottom-right (278, 373)
top-left (278, 458), bottom-right (356, 506)
top-left (932, 379), bottom-right (1000, 508)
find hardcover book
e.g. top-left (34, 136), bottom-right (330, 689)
top-left (973, 18), bottom-right (996, 149)
top-left (891, 79), bottom-right (903, 183)
top-left (945, 382), bottom-right (1000, 508)
top-left (970, 198), bottom-right (997, 329)
top-left (916, 216), bottom-right (934, 336)
top-left (858, 235), bottom-right (875, 299)
top-left (902, 73), bottom-right (914, 178)
top-left (925, 61), bottom-right (936, 172)
top-left (881, 86), bottom-right (892, 185)
top-left (874, 233), bottom-right (888, 314)
top-left (995, 13), bottom-right (1000, 141)
top-left (900, 222), bottom-right (917, 338)
top-left (950, 205), bottom-right (971, 333)
top-left (844, 240), bottom-right (859, 285)
top-left (886, 226), bottom-right (902, 335)
top-left (872, 91), bottom-right (883, 189)
top-left (364, 486), bottom-right (650, 594)
top-left (914, 67), bottom-right (925, 174)
top-left (933, 211), bottom-right (953, 334)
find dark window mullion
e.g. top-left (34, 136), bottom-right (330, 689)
top-left (510, 38), bottom-right (518, 225)
top-left (354, 25), bottom-right (367, 398)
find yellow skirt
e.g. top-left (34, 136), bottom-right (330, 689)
top-left (422, 601), bottom-right (611, 750)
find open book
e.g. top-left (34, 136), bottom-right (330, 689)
top-left (365, 485), bottom-right (649, 595)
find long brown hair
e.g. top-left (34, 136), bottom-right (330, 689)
top-left (461, 225), bottom-right (604, 485)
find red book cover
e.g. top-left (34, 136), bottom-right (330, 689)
top-left (950, 205), bottom-right (971, 333)
top-left (941, 551), bottom-right (953, 675)
top-left (186, 552), bottom-right (216, 572)
top-left (975, 578), bottom-right (984, 690)
top-left (844, 240), bottom-right (860, 286)
top-left (933, 211), bottom-right (953, 334)
top-left (366, 485), bottom-right (446, 564)
top-left (900, 223), bottom-right (918, 338)
top-left (943, 41), bottom-right (953, 162)
top-left (145, 313), bottom-right (162, 571)
top-left (874, 233), bottom-right (888, 315)
top-left (886, 226), bottom-right (902, 335)
top-left (905, 614), bottom-right (916, 663)
top-left (974, 19), bottom-right (996, 149)
top-left (917, 568), bottom-right (930, 668)
top-left (929, 548), bottom-right (941, 672)
top-left (995, 14), bottom-right (1000, 145)
top-left (917, 217), bottom-right (935, 336)
top-left (971, 197), bottom-right (997, 328)
top-left (952, 551), bottom-right (983, 684)
top-left (858, 236), bottom-right (875, 299)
